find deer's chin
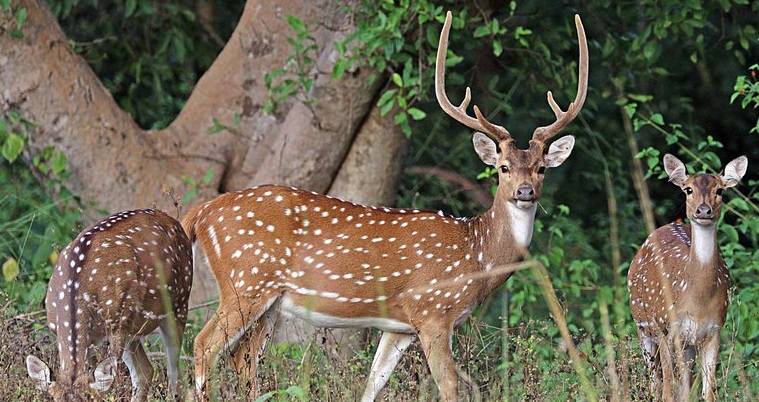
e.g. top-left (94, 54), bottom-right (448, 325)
top-left (692, 218), bottom-right (716, 226)
top-left (514, 200), bottom-right (536, 209)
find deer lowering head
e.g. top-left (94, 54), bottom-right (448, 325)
top-left (185, 11), bottom-right (588, 402)
top-left (436, 11), bottom-right (587, 213)
top-left (26, 209), bottom-right (193, 402)
top-left (628, 154), bottom-right (747, 401)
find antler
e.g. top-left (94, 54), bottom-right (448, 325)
top-left (436, 11), bottom-right (511, 142)
top-left (531, 15), bottom-right (589, 144)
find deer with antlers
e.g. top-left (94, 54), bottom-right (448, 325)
top-left (183, 11), bottom-right (588, 401)
top-left (26, 209), bottom-right (193, 402)
top-left (628, 154), bottom-right (748, 401)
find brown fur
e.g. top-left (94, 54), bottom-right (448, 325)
top-left (628, 160), bottom-right (742, 402)
top-left (31, 209), bottom-right (193, 402)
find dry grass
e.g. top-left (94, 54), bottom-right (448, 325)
top-left (3, 290), bottom-right (755, 402)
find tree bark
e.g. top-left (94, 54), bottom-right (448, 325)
top-left (1, 0), bottom-right (392, 216)
top-left (1, 0), bottom-right (407, 339)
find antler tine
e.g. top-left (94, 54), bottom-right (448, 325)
top-left (473, 105), bottom-right (509, 141)
top-left (532, 14), bottom-right (589, 144)
top-left (436, 11), bottom-right (511, 142)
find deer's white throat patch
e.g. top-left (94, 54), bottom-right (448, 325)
top-left (507, 203), bottom-right (537, 248)
top-left (691, 223), bottom-right (716, 264)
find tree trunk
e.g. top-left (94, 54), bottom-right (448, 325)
top-left (1, 0), bottom-right (407, 339)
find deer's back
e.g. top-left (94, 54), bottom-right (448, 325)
top-left (45, 209), bottom-right (193, 341)
top-left (192, 185), bottom-right (480, 327)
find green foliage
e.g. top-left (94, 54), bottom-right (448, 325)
top-left (263, 16), bottom-right (318, 114)
top-left (0, 158), bottom-right (82, 312)
top-left (181, 167), bottom-right (215, 205)
top-left (1, 1), bottom-right (28, 38)
top-left (47, 0), bottom-right (243, 129)
top-left (732, 64), bottom-right (759, 133)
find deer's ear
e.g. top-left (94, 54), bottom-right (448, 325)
top-left (472, 132), bottom-right (498, 166)
top-left (663, 154), bottom-right (688, 187)
top-left (26, 355), bottom-right (52, 390)
top-left (90, 356), bottom-right (117, 392)
top-left (722, 156), bottom-right (748, 188)
top-left (544, 135), bottom-right (575, 168)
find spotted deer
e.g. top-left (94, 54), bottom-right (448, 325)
top-left (628, 154), bottom-right (748, 402)
top-left (26, 209), bottom-right (193, 402)
top-left (182, 11), bottom-right (587, 402)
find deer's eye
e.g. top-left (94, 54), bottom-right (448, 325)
top-left (537, 166), bottom-right (546, 175)
top-left (500, 165), bottom-right (509, 174)
top-left (685, 187), bottom-right (693, 195)
top-left (716, 188), bottom-right (724, 196)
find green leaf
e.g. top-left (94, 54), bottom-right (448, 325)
top-left (287, 15), bottom-right (306, 34)
top-left (285, 385), bottom-right (306, 400)
top-left (125, 0), bottom-right (137, 17)
top-left (2, 257), bottom-right (19, 282)
top-left (50, 151), bottom-right (67, 175)
top-left (14, 7), bottom-right (27, 29)
top-left (332, 59), bottom-right (348, 80)
top-left (407, 108), bottom-right (426, 120)
top-left (2, 132), bottom-right (24, 163)
top-left (391, 73), bottom-right (403, 88)
top-left (253, 391), bottom-right (277, 402)
top-left (1, 0), bottom-right (10, 12)
top-left (207, 118), bottom-right (226, 135)
top-left (492, 40), bottom-right (503, 57)
top-left (377, 89), bottom-right (397, 108)
top-left (650, 113), bottom-right (664, 125)
top-left (201, 168), bottom-right (215, 185)
top-left (643, 41), bottom-right (657, 60)
top-left (721, 225), bottom-right (739, 243)
top-left (394, 111), bottom-right (408, 125)
top-left (623, 103), bottom-right (637, 119)
top-left (473, 25), bottom-right (490, 38)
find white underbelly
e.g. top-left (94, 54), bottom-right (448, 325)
top-left (279, 294), bottom-right (415, 334)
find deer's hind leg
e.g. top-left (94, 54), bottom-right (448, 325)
top-left (360, 331), bottom-right (415, 402)
top-left (192, 292), bottom-right (281, 401)
top-left (230, 297), bottom-right (282, 401)
top-left (159, 317), bottom-right (185, 400)
top-left (122, 339), bottom-right (154, 402)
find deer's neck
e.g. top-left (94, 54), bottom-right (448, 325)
top-left (690, 223), bottom-right (717, 266)
top-left (473, 190), bottom-right (535, 290)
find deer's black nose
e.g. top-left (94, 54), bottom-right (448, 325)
top-left (694, 203), bottom-right (713, 219)
top-left (515, 185), bottom-right (535, 201)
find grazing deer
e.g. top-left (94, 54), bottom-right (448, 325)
top-left (26, 209), bottom-right (193, 402)
top-left (628, 154), bottom-right (748, 401)
top-left (183, 11), bottom-right (587, 402)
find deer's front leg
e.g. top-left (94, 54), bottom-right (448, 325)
top-left (659, 338), bottom-right (676, 402)
top-left (638, 333), bottom-right (662, 398)
top-left (418, 325), bottom-right (458, 402)
top-left (700, 334), bottom-right (720, 402)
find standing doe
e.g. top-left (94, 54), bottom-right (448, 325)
top-left (628, 154), bottom-right (748, 401)
top-left (26, 209), bottom-right (193, 402)
top-left (183, 11), bottom-right (587, 402)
